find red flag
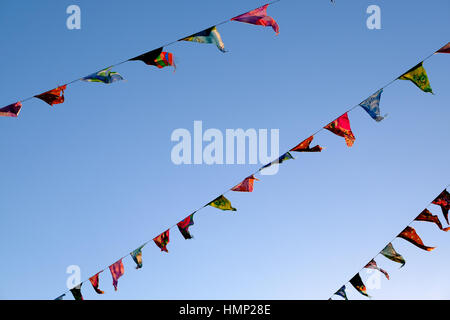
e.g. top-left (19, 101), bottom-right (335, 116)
top-left (154, 229), bottom-right (170, 253)
top-left (398, 226), bottom-right (435, 251)
top-left (109, 259), bottom-right (125, 291)
top-left (415, 209), bottom-right (450, 232)
top-left (89, 272), bottom-right (105, 294)
top-left (231, 4), bottom-right (280, 35)
top-left (35, 85), bottom-right (67, 106)
top-left (290, 135), bottom-right (323, 152)
top-left (432, 189), bottom-right (450, 225)
top-left (0, 102), bottom-right (22, 117)
top-left (436, 42), bottom-right (450, 54)
top-left (231, 175), bottom-right (259, 192)
top-left (324, 113), bottom-right (356, 147)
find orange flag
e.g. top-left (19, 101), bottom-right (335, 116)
top-left (290, 135), bottom-right (323, 152)
top-left (109, 259), bottom-right (125, 291)
top-left (415, 209), bottom-right (450, 232)
top-left (398, 226), bottom-right (435, 251)
top-left (35, 85), bottom-right (67, 106)
top-left (154, 229), bottom-right (170, 253)
top-left (89, 272), bottom-right (105, 294)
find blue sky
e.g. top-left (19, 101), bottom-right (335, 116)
top-left (0, 0), bottom-right (450, 300)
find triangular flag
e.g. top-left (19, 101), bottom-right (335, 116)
top-left (109, 259), bottom-right (125, 291)
top-left (231, 175), bottom-right (259, 192)
top-left (365, 259), bottom-right (389, 280)
top-left (82, 67), bottom-right (124, 84)
top-left (290, 136), bottom-right (323, 152)
top-left (154, 229), bottom-right (170, 252)
top-left (130, 245), bottom-right (144, 269)
top-left (415, 209), bottom-right (450, 232)
top-left (0, 102), bottom-right (22, 118)
top-left (436, 42), bottom-right (450, 54)
top-left (89, 272), bottom-right (105, 294)
top-left (70, 284), bottom-right (83, 300)
top-left (177, 214), bottom-right (195, 240)
top-left (350, 273), bottom-right (370, 297)
top-left (260, 152), bottom-right (294, 171)
top-left (398, 62), bottom-right (433, 93)
top-left (334, 285), bottom-right (348, 300)
top-left (380, 243), bottom-right (405, 267)
top-left (209, 195), bottom-right (237, 211)
top-left (180, 26), bottom-right (226, 53)
top-left (231, 4), bottom-right (280, 35)
top-left (54, 294), bottom-right (66, 300)
top-left (432, 189), bottom-right (450, 225)
top-left (35, 85), bottom-right (67, 106)
top-left (324, 113), bottom-right (356, 147)
top-left (129, 47), bottom-right (176, 70)
top-left (359, 89), bottom-right (385, 122)
top-left (398, 226), bottom-right (435, 251)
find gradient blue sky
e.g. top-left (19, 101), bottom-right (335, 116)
top-left (1, 0), bottom-right (450, 300)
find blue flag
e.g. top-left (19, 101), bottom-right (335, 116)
top-left (334, 285), bottom-right (348, 300)
top-left (82, 67), bottom-right (124, 84)
top-left (359, 89), bottom-right (385, 122)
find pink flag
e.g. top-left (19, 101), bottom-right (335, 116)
top-left (231, 175), bottom-right (259, 192)
top-left (109, 259), bottom-right (125, 291)
top-left (0, 102), bottom-right (22, 118)
top-left (324, 113), bottom-right (356, 147)
top-left (231, 4), bottom-right (280, 35)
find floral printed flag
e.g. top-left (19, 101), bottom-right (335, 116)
top-left (180, 26), bottom-right (226, 53)
top-left (290, 136), bottom-right (323, 152)
top-left (231, 175), bottom-right (259, 192)
top-left (0, 102), bottom-right (22, 118)
top-left (398, 226), bottom-right (435, 251)
top-left (130, 245), bottom-right (144, 269)
top-left (154, 229), bottom-right (170, 252)
top-left (231, 4), bottom-right (280, 35)
top-left (432, 189), bottom-right (450, 225)
top-left (82, 67), bottom-right (124, 84)
top-left (89, 272), bottom-right (105, 294)
top-left (380, 243), bottom-right (405, 267)
top-left (109, 259), bottom-right (125, 291)
top-left (350, 273), bottom-right (370, 297)
top-left (359, 89), bottom-right (385, 122)
top-left (177, 214), bottom-right (195, 240)
top-left (35, 85), bottom-right (67, 106)
top-left (324, 113), bottom-right (356, 147)
top-left (415, 209), bottom-right (450, 231)
top-left (209, 195), bottom-right (237, 211)
top-left (365, 259), bottom-right (389, 280)
top-left (398, 62), bottom-right (433, 93)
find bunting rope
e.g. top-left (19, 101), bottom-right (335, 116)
top-left (328, 183), bottom-right (450, 300)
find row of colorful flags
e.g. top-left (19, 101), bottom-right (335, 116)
top-left (0, 3), bottom-right (281, 118)
top-left (331, 188), bottom-right (450, 300)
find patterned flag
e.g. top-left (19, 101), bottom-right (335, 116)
top-left (290, 136), bottom-right (323, 152)
top-left (436, 42), bottom-right (450, 54)
top-left (231, 4), bottom-right (280, 35)
top-left (89, 272), bottom-right (105, 294)
top-left (209, 195), bottom-right (237, 211)
top-left (70, 284), bottom-right (83, 301)
top-left (350, 273), bottom-right (370, 297)
top-left (324, 113), bottom-right (356, 147)
top-left (0, 102), bottom-right (22, 118)
top-left (130, 245), bottom-right (144, 269)
top-left (380, 243), bottom-right (405, 267)
top-left (432, 189), bottom-right (450, 224)
top-left (260, 152), bottom-right (294, 171)
top-left (54, 294), bottom-right (66, 300)
top-left (34, 85), bottom-right (67, 106)
top-left (398, 62), bottom-right (433, 93)
top-left (82, 67), bottom-right (124, 84)
top-left (398, 226), bottom-right (435, 251)
top-left (231, 175), bottom-right (259, 192)
top-left (129, 47), bottom-right (176, 70)
top-left (180, 26), bottom-right (226, 53)
top-left (177, 214), bottom-right (195, 239)
top-left (154, 229), bottom-right (170, 252)
top-left (359, 89), bottom-right (385, 122)
top-left (415, 209), bottom-right (450, 232)
top-left (109, 259), bottom-right (125, 291)
top-left (365, 259), bottom-right (389, 280)
top-left (334, 285), bottom-right (348, 300)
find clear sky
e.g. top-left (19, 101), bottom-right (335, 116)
top-left (1, 0), bottom-right (449, 300)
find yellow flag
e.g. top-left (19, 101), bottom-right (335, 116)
top-left (209, 195), bottom-right (236, 211)
top-left (399, 62), bottom-right (433, 93)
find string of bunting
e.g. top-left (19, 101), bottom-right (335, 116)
top-left (329, 185), bottom-right (450, 300)
top-left (3, 2), bottom-right (446, 300)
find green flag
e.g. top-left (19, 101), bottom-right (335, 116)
top-left (399, 62), bottom-right (433, 93)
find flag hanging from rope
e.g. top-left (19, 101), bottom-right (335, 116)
top-left (70, 284), bottom-right (83, 301)
top-left (177, 214), bottom-right (195, 239)
top-left (365, 259), bottom-right (389, 280)
top-left (109, 259), bottom-right (125, 291)
top-left (436, 42), bottom-right (450, 54)
top-left (290, 136), bottom-right (323, 152)
top-left (35, 85), bottom-right (67, 106)
top-left (380, 243), bottom-right (405, 267)
top-left (334, 285), bottom-right (348, 300)
top-left (89, 272), bottom-right (105, 294)
top-left (55, 294), bottom-right (66, 300)
top-left (154, 229), bottom-right (170, 252)
top-left (129, 47), bottom-right (176, 70)
top-left (432, 189), bottom-right (450, 225)
top-left (82, 67), bottom-right (124, 84)
top-left (350, 273), bottom-right (370, 297)
top-left (359, 89), bottom-right (385, 122)
top-left (209, 195), bottom-right (237, 211)
top-left (180, 26), bottom-right (226, 53)
top-left (398, 62), bottom-right (433, 93)
top-left (0, 102), bottom-right (22, 118)
top-left (231, 4), bottom-right (280, 35)
top-left (231, 175), bottom-right (259, 192)
top-left (398, 226), bottom-right (435, 251)
top-left (130, 245), bottom-right (144, 269)
top-left (260, 152), bottom-right (294, 171)
top-left (324, 112), bottom-right (356, 147)
top-left (415, 209), bottom-right (450, 231)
